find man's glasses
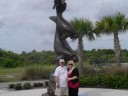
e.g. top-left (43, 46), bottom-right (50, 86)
top-left (68, 64), bottom-right (73, 65)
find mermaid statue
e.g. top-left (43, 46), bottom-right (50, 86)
top-left (50, 0), bottom-right (78, 63)
top-left (42, 1), bottom-right (78, 95)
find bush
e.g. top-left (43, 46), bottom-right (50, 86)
top-left (21, 65), bottom-right (55, 80)
top-left (83, 65), bottom-right (128, 75)
top-left (14, 83), bottom-right (22, 90)
top-left (83, 66), bottom-right (96, 75)
top-left (23, 83), bottom-right (32, 89)
top-left (33, 83), bottom-right (39, 87)
top-left (102, 66), bottom-right (128, 75)
top-left (2, 58), bottom-right (16, 68)
top-left (33, 82), bottom-right (43, 87)
top-left (38, 82), bottom-right (43, 87)
top-left (80, 66), bottom-right (128, 89)
top-left (9, 84), bottom-right (15, 88)
top-left (8, 82), bottom-right (44, 90)
top-left (80, 74), bottom-right (128, 89)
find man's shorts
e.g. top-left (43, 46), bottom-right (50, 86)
top-left (55, 87), bottom-right (68, 96)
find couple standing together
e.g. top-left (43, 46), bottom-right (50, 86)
top-left (54, 59), bottom-right (80, 96)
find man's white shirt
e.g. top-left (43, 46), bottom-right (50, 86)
top-left (54, 66), bottom-right (68, 87)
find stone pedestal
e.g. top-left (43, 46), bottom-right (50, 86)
top-left (42, 74), bottom-right (55, 96)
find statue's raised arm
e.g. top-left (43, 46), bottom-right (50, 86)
top-left (53, 0), bottom-right (65, 9)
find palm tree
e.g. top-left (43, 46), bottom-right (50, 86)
top-left (71, 18), bottom-right (98, 74)
top-left (95, 13), bottom-right (128, 66)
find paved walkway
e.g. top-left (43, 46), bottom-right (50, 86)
top-left (0, 88), bottom-right (128, 96)
top-left (0, 81), bottom-right (128, 96)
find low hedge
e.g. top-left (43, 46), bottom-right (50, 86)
top-left (9, 84), bottom-right (15, 88)
top-left (8, 82), bottom-right (45, 90)
top-left (14, 83), bottom-right (22, 90)
top-left (33, 82), bottom-right (43, 87)
top-left (80, 74), bottom-right (128, 89)
top-left (23, 83), bottom-right (32, 89)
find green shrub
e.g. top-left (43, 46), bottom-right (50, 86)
top-left (38, 82), bottom-right (43, 87)
top-left (33, 82), bottom-right (43, 87)
top-left (80, 74), bottom-right (128, 89)
top-left (83, 66), bottom-right (96, 75)
top-left (21, 65), bottom-right (55, 80)
top-left (83, 66), bottom-right (128, 75)
top-left (33, 83), bottom-right (39, 87)
top-left (14, 83), bottom-right (22, 90)
top-left (103, 66), bottom-right (128, 75)
top-left (2, 58), bottom-right (16, 68)
top-left (9, 84), bottom-right (15, 88)
top-left (23, 83), bottom-right (32, 89)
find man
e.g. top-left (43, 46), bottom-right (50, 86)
top-left (54, 59), bottom-right (68, 96)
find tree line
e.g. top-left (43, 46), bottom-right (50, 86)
top-left (0, 48), bottom-right (128, 68)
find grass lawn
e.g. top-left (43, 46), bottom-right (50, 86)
top-left (0, 67), bottom-right (24, 82)
top-left (0, 67), bottom-right (23, 75)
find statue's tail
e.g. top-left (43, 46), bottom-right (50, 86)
top-left (49, 16), bottom-right (57, 23)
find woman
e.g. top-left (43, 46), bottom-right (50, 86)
top-left (67, 60), bottom-right (80, 96)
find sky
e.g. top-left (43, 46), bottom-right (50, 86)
top-left (0, 0), bottom-right (128, 53)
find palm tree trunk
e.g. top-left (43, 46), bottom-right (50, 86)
top-left (114, 32), bottom-right (121, 66)
top-left (78, 36), bottom-right (84, 75)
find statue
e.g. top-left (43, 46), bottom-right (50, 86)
top-left (42, 0), bottom-right (78, 95)
top-left (50, 0), bottom-right (78, 63)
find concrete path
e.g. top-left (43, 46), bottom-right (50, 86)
top-left (79, 88), bottom-right (128, 96)
top-left (0, 88), bottom-right (128, 96)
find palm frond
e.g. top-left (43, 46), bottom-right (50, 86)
top-left (70, 18), bottom-right (96, 41)
top-left (95, 12), bottom-right (128, 34)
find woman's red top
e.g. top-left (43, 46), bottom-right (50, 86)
top-left (68, 70), bottom-right (80, 88)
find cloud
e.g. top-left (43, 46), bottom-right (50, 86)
top-left (0, 0), bottom-right (128, 53)
top-left (96, 0), bottom-right (128, 19)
